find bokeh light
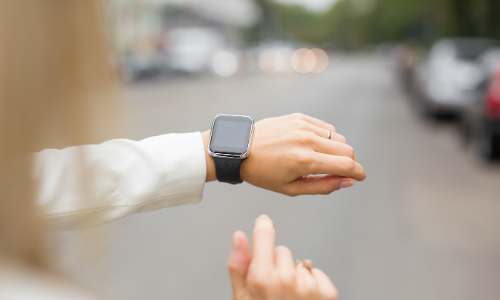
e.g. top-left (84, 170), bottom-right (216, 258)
top-left (310, 48), bottom-right (329, 73)
top-left (292, 48), bottom-right (316, 73)
top-left (212, 51), bottom-right (238, 76)
top-left (304, 50), bottom-right (316, 72)
top-left (259, 49), bottom-right (283, 74)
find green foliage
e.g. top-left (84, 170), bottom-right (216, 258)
top-left (255, 0), bottom-right (500, 48)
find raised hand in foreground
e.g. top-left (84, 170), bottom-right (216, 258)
top-left (227, 215), bottom-right (338, 300)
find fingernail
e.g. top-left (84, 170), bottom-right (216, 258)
top-left (364, 171), bottom-right (367, 179)
top-left (259, 214), bottom-right (269, 219)
top-left (340, 180), bottom-right (355, 189)
top-left (232, 232), bottom-right (241, 250)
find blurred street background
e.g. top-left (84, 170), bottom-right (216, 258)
top-left (54, 0), bottom-right (500, 299)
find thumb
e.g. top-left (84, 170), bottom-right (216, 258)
top-left (227, 230), bottom-right (251, 297)
top-left (289, 175), bottom-right (355, 195)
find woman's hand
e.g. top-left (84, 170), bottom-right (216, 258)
top-left (203, 113), bottom-right (366, 196)
top-left (227, 215), bottom-right (338, 300)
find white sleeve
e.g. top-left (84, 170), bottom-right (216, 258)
top-left (33, 132), bottom-right (207, 231)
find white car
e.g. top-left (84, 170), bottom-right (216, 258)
top-left (164, 27), bottom-right (225, 74)
top-left (415, 38), bottom-right (498, 116)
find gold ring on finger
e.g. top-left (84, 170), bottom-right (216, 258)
top-left (295, 259), bottom-right (313, 272)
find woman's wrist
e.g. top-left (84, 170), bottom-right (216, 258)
top-left (202, 113), bottom-right (366, 194)
top-left (202, 130), bottom-right (217, 182)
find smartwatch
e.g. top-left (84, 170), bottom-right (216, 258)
top-left (208, 114), bottom-right (254, 184)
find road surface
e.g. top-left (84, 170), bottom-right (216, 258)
top-left (63, 55), bottom-right (500, 300)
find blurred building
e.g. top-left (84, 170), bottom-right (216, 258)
top-left (108, 0), bottom-right (261, 79)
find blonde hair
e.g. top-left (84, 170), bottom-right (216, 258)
top-left (0, 0), bottom-right (120, 269)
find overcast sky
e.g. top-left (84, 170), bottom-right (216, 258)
top-left (273, 0), bottom-right (339, 12)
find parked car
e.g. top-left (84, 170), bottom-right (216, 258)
top-left (120, 54), bottom-right (164, 82)
top-left (120, 36), bottom-right (165, 82)
top-left (461, 49), bottom-right (500, 160)
top-left (414, 38), bottom-right (498, 117)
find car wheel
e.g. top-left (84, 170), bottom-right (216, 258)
top-left (492, 135), bottom-right (500, 159)
top-left (472, 128), bottom-right (496, 161)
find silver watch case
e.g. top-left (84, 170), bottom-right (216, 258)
top-left (208, 114), bottom-right (254, 159)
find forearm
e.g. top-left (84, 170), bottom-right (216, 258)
top-left (34, 132), bottom-right (207, 230)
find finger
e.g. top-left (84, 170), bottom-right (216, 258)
top-left (300, 114), bottom-right (336, 133)
top-left (311, 268), bottom-right (338, 300)
top-left (305, 123), bottom-right (346, 143)
top-left (274, 246), bottom-right (294, 273)
top-left (252, 215), bottom-right (275, 271)
top-left (295, 266), bottom-right (318, 297)
top-left (308, 153), bottom-right (366, 181)
top-left (227, 231), bottom-right (251, 295)
top-left (330, 132), bottom-right (347, 144)
top-left (311, 136), bottom-right (355, 161)
top-left (286, 175), bottom-right (355, 196)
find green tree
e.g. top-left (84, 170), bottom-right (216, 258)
top-left (252, 0), bottom-right (500, 48)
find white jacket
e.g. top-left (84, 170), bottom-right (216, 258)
top-left (0, 132), bottom-right (207, 299)
top-left (33, 132), bottom-right (207, 231)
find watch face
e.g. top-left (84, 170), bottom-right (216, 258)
top-left (209, 114), bottom-right (253, 156)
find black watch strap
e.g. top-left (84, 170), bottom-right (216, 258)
top-left (213, 157), bottom-right (244, 184)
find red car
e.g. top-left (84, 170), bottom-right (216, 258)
top-left (463, 61), bottom-right (500, 160)
top-left (486, 66), bottom-right (500, 120)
